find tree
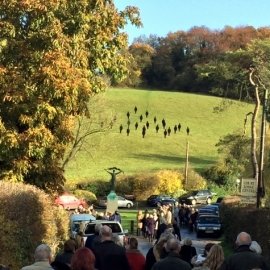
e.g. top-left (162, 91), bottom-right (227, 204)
top-left (62, 94), bottom-right (116, 169)
top-left (0, 0), bottom-right (141, 191)
top-left (201, 39), bottom-right (270, 203)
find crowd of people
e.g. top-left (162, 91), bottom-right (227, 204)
top-left (2, 202), bottom-right (269, 270)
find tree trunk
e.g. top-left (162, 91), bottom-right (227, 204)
top-left (249, 69), bottom-right (260, 182)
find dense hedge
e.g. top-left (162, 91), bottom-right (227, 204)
top-left (74, 169), bottom-right (208, 199)
top-left (221, 201), bottom-right (270, 262)
top-left (73, 189), bottom-right (97, 203)
top-left (0, 182), bottom-right (70, 269)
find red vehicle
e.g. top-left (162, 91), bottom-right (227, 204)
top-left (55, 193), bottom-right (88, 210)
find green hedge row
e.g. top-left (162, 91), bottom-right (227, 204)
top-left (0, 182), bottom-right (70, 269)
top-left (221, 201), bottom-right (270, 263)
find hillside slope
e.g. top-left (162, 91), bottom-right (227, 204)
top-left (64, 88), bottom-right (254, 183)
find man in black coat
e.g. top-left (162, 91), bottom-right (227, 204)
top-left (220, 232), bottom-right (269, 270)
top-left (152, 238), bottom-right (191, 270)
top-left (92, 225), bottom-right (130, 270)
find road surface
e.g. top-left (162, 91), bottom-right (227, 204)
top-left (137, 226), bottom-right (221, 256)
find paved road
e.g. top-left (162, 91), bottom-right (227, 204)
top-left (137, 226), bottom-right (221, 256)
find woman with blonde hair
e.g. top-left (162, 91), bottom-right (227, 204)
top-left (203, 244), bottom-right (224, 270)
top-left (137, 210), bottom-right (144, 236)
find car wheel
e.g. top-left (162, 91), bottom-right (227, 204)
top-left (191, 199), bottom-right (196, 205)
top-left (206, 198), bottom-right (212, 204)
top-left (126, 203), bottom-right (132, 208)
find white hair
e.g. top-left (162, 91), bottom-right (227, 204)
top-left (34, 244), bottom-right (51, 262)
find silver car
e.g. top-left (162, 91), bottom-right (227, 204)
top-left (97, 195), bottom-right (133, 208)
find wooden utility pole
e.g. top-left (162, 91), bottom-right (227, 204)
top-left (185, 140), bottom-right (189, 187)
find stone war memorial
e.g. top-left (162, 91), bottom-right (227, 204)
top-left (105, 167), bottom-right (123, 213)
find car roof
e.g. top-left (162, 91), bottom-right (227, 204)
top-left (198, 214), bottom-right (220, 218)
top-left (70, 214), bottom-right (96, 222)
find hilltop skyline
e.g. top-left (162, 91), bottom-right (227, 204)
top-left (115, 0), bottom-right (270, 43)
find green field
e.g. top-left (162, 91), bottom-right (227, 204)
top-left (65, 88), bottom-right (254, 183)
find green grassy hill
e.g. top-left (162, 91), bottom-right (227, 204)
top-left (64, 88), bottom-right (254, 184)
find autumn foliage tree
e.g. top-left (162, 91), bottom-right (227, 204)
top-left (0, 0), bottom-right (141, 191)
top-left (129, 26), bottom-right (270, 93)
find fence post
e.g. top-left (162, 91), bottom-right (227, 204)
top-left (130, 220), bottom-right (134, 235)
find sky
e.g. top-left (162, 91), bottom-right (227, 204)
top-left (114, 0), bottom-right (270, 43)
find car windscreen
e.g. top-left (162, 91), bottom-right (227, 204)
top-left (84, 222), bottom-right (122, 234)
top-left (198, 216), bottom-right (219, 224)
top-left (182, 191), bottom-right (197, 197)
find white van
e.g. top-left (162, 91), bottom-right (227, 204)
top-left (82, 220), bottom-right (128, 246)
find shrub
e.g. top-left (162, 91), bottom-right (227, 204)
top-left (220, 204), bottom-right (270, 262)
top-left (73, 189), bottom-right (97, 203)
top-left (117, 170), bottom-right (184, 200)
top-left (0, 182), bottom-right (69, 269)
top-left (184, 168), bottom-right (207, 190)
top-left (76, 180), bottom-right (110, 197)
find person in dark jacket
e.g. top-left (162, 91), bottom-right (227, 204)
top-left (145, 231), bottom-right (174, 270)
top-left (85, 223), bottom-right (102, 251)
top-left (110, 210), bottom-right (122, 223)
top-left (53, 239), bottom-right (76, 268)
top-left (220, 232), bottom-right (270, 270)
top-left (92, 225), bottom-right (130, 270)
top-left (179, 238), bottom-right (197, 266)
top-left (152, 238), bottom-right (191, 270)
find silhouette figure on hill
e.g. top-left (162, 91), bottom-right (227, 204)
top-left (145, 110), bottom-right (149, 118)
top-left (164, 129), bottom-right (167, 138)
top-left (156, 124), bottom-right (159, 133)
top-left (162, 119), bottom-right (166, 129)
top-left (146, 121), bottom-right (150, 129)
top-left (127, 119), bottom-right (131, 126)
top-left (142, 125), bottom-right (146, 138)
top-left (127, 111), bottom-right (130, 119)
top-left (127, 128), bottom-right (130, 136)
top-left (174, 125), bottom-right (177, 134)
top-left (186, 127), bottom-right (190, 135)
top-left (134, 106), bottom-right (138, 114)
top-left (154, 116), bottom-right (157, 123)
top-left (140, 115), bottom-right (143, 122)
top-left (178, 123), bottom-right (181, 131)
top-left (168, 127), bottom-right (171, 136)
top-left (119, 124), bottom-right (123, 133)
top-left (135, 122), bottom-right (139, 130)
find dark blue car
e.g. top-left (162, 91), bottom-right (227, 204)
top-left (147, 195), bottom-right (176, 207)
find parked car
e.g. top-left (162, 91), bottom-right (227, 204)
top-left (55, 193), bottom-right (88, 210)
top-left (123, 194), bottom-right (136, 201)
top-left (82, 220), bottom-right (127, 245)
top-left (70, 214), bottom-right (96, 237)
top-left (196, 214), bottom-right (222, 238)
top-left (147, 195), bottom-right (176, 207)
top-left (97, 195), bottom-right (133, 208)
top-left (198, 206), bottom-right (219, 216)
top-left (178, 190), bottom-right (213, 205)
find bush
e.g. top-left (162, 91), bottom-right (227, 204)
top-left (184, 168), bottom-right (207, 190)
top-left (220, 204), bottom-right (270, 263)
top-left (73, 189), bottom-right (97, 203)
top-left (76, 180), bottom-right (110, 197)
top-left (117, 170), bottom-right (184, 200)
top-left (0, 182), bottom-right (69, 269)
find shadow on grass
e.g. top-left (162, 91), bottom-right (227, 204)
top-left (131, 153), bottom-right (215, 166)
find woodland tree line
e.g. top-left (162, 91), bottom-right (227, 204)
top-left (123, 26), bottom-right (270, 101)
